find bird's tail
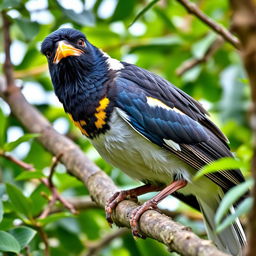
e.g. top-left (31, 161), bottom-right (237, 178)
top-left (197, 195), bottom-right (246, 256)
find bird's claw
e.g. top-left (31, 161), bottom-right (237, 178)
top-left (105, 191), bottom-right (138, 225)
top-left (105, 191), bottom-right (120, 224)
top-left (129, 200), bottom-right (159, 239)
top-left (105, 190), bottom-right (159, 239)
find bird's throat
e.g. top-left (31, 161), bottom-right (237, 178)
top-left (53, 68), bottom-right (115, 139)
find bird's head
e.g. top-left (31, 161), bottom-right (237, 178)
top-left (41, 28), bottom-right (103, 89)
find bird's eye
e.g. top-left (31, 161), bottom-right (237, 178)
top-left (45, 51), bottom-right (51, 58)
top-left (77, 39), bottom-right (85, 47)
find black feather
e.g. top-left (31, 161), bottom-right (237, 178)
top-left (116, 63), bottom-right (245, 193)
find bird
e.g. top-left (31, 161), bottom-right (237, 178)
top-left (41, 28), bottom-right (246, 255)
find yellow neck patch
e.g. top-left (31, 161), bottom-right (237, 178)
top-left (95, 97), bottom-right (110, 129)
top-left (67, 97), bottom-right (110, 137)
top-left (68, 114), bottom-right (89, 137)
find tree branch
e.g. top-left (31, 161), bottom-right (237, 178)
top-left (37, 226), bottom-right (49, 256)
top-left (176, 0), bottom-right (240, 49)
top-left (0, 151), bottom-right (34, 170)
top-left (176, 36), bottom-right (224, 76)
top-left (53, 195), bottom-right (204, 221)
top-left (2, 11), bottom-right (15, 88)
top-left (50, 196), bottom-right (100, 214)
top-left (229, 1), bottom-right (256, 256)
top-left (39, 154), bottom-right (77, 218)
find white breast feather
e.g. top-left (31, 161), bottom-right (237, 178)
top-left (91, 109), bottom-right (190, 184)
top-left (90, 108), bottom-right (219, 198)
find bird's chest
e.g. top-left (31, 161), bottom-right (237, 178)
top-left (91, 109), bottom-right (193, 185)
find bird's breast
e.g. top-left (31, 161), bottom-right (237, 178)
top-left (90, 108), bottom-right (195, 185)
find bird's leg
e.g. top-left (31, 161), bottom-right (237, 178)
top-left (105, 184), bottom-right (163, 224)
top-left (130, 180), bottom-right (187, 237)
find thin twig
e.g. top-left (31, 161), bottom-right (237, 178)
top-left (0, 152), bottom-right (34, 170)
top-left (1, 149), bottom-right (76, 217)
top-left (38, 189), bottom-right (58, 219)
top-left (39, 153), bottom-right (77, 218)
top-left (176, 36), bottom-right (224, 76)
top-left (176, 0), bottom-right (240, 49)
top-left (53, 187), bottom-right (77, 214)
top-left (24, 246), bottom-right (30, 256)
top-left (50, 196), bottom-right (101, 214)
top-left (2, 11), bottom-right (15, 88)
top-left (0, 150), bottom-right (76, 216)
top-left (48, 153), bottom-right (63, 187)
top-left (84, 228), bottom-right (129, 256)
top-left (37, 227), bottom-right (49, 256)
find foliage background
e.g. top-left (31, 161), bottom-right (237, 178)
top-left (0, 0), bottom-right (252, 255)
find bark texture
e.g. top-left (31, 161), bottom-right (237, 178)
top-left (229, 1), bottom-right (256, 255)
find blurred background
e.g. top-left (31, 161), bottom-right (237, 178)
top-left (0, 0), bottom-right (251, 255)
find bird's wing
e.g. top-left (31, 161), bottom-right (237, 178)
top-left (115, 63), bottom-right (244, 192)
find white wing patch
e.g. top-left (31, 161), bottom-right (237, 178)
top-left (101, 51), bottom-right (124, 71)
top-left (146, 97), bottom-right (185, 116)
top-left (146, 97), bottom-right (171, 110)
top-left (163, 139), bottom-right (181, 151)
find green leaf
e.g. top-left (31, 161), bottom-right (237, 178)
top-left (194, 157), bottom-right (246, 180)
top-left (216, 197), bottom-right (253, 233)
top-left (3, 133), bottom-right (39, 152)
top-left (154, 7), bottom-right (176, 31)
top-left (215, 179), bottom-right (253, 225)
top-left (60, 7), bottom-right (95, 26)
top-left (5, 183), bottom-right (32, 218)
top-left (38, 212), bottom-right (73, 226)
top-left (130, 0), bottom-right (159, 27)
top-left (29, 184), bottom-right (50, 216)
top-left (16, 47), bottom-right (39, 70)
top-left (9, 226), bottom-right (36, 249)
top-left (0, 0), bottom-right (20, 10)
top-left (0, 231), bottom-right (21, 253)
top-left (15, 171), bottom-right (46, 181)
top-left (136, 237), bottom-right (170, 256)
top-left (54, 225), bottom-right (84, 253)
top-left (112, 0), bottom-right (136, 22)
top-left (0, 200), bottom-right (3, 223)
top-left (0, 108), bottom-right (7, 147)
top-left (0, 217), bottom-right (15, 231)
top-left (15, 19), bottom-right (40, 41)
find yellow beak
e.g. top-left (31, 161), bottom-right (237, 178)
top-left (53, 41), bottom-right (83, 64)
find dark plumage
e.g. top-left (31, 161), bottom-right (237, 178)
top-left (42, 28), bottom-right (246, 255)
top-left (41, 28), bottom-right (117, 137)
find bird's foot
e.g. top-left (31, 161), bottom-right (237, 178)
top-left (105, 190), bottom-right (138, 225)
top-left (129, 199), bottom-right (159, 238)
top-left (129, 180), bottom-right (188, 238)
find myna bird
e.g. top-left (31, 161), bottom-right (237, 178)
top-left (41, 28), bottom-right (246, 255)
